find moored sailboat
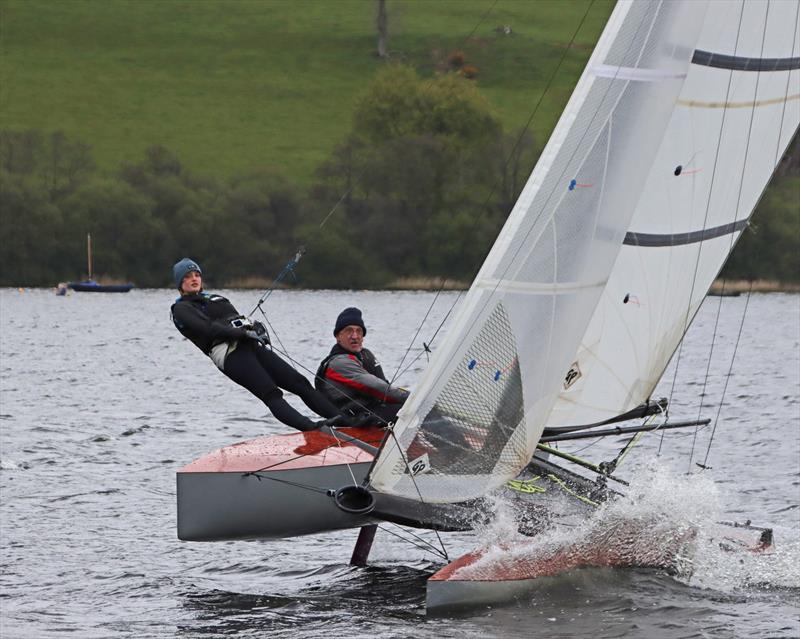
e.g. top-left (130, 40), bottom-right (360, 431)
top-left (68, 233), bottom-right (134, 293)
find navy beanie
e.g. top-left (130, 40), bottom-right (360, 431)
top-left (334, 307), bottom-right (366, 336)
top-left (173, 258), bottom-right (202, 289)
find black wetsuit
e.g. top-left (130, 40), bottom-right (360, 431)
top-left (316, 344), bottom-right (407, 424)
top-left (171, 292), bottom-right (340, 431)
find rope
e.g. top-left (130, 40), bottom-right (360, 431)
top-left (248, 248), bottom-right (305, 317)
top-left (701, 286), bottom-right (753, 468)
top-left (368, 425), bottom-right (451, 561)
top-left (388, 287), bottom-right (446, 388)
top-left (462, 0), bottom-right (500, 44)
top-left (660, 0), bottom-right (746, 458)
top-left (392, 0), bottom-right (645, 434)
top-left (370, 4), bottom-right (648, 549)
top-left (388, 0), bottom-right (599, 381)
top-left (328, 426), bottom-right (364, 487)
top-left (391, 291), bottom-right (464, 383)
top-left (701, 0), bottom-right (798, 469)
top-left (244, 471), bottom-right (333, 495)
top-left (688, 1), bottom-right (771, 472)
top-left (375, 523), bottom-right (450, 561)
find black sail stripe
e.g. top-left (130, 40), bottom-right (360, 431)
top-left (692, 49), bottom-right (800, 72)
top-left (624, 219), bottom-right (749, 247)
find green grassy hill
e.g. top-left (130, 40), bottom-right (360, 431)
top-left (0, 0), bottom-right (613, 183)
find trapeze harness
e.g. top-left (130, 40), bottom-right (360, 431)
top-left (315, 344), bottom-right (406, 417)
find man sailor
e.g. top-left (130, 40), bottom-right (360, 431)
top-left (170, 258), bottom-right (342, 432)
top-left (316, 307), bottom-right (408, 424)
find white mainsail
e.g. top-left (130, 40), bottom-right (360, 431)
top-left (548, 0), bottom-right (800, 428)
top-left (369, 0), bottom-right (709, 503)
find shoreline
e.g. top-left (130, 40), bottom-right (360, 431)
top-left (222, 277), bottom-right (799, 294)
top-left (707, 279), bottom-right (800, 294)
top-left (7, 278), bottom-right (799, 293)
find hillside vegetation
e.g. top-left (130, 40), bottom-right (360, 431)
top-left (1, 0), bottom-right (612, 182)
top-left (0, 0), bottom-right (796, 288)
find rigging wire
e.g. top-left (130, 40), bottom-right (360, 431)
top-left (701, 0), bottom-right (800, 468)
top-left (242, 2), bottom-right (603, 544)
top-left (387, 0), bottom-right (598, 385)
top-left (375, 523), bottom-right (450, 560)
top-left (249, 0), bottom-right (505, 334)
top-left (441, 0), bottom-right (644, 367)
top-left (248, 0), bottom-right (520, 418)
top-left (688, 0), bottom-right (772, 471)
top-left (463, 0), bottom-right (500, 43)
top-left (659, 0), bottom-right (746, 458)
top-left (382, 0), bottom-right (652, 462)
top-left (390, 290), bottom-right (464, 384)
top-left (370, 425), bottom-right (452, 561)
top-left (372, 4), bottom-right (664, 532)
top-left (236, 2), bottom-right (656, 554)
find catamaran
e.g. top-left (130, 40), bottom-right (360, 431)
top-left (176, 0), bottom-right (799, 612)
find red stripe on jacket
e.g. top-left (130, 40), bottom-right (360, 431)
top-left (324, 365), bottom-right (401, 403)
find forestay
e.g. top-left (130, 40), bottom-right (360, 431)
top-left (369, 0), bottom-right (709, 503)
top-left (548, 0), bottom-right (800, 428)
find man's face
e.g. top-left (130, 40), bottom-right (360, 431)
top-left (181, 270), bottom-right (202, 295)
top-left (336, 325), bottom-right (364, 353)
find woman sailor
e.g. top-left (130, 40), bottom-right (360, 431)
top-left (170, 258), bottom-right (342, 431)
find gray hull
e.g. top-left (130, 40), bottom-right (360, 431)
top-left (177, 462), bottom-right (373, 541)
top-left (176, 428), bottom-right (385, 542)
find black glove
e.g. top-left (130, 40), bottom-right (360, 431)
top-left (245, 329), bottom-right (270, 346)
top-left (246, 321), bottom-right (270, 345)
top-left (253, 321), bottom-right (269, 342)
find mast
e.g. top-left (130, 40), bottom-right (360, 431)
top-left (369, 0), bottom-right (710, 504)
top-left (86, 233), bottom-right (93, 280)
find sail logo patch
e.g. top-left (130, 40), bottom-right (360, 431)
top-left (563, 361), bottom-right (582, 390)
top-left (407, 453), bottom-right (431, 476)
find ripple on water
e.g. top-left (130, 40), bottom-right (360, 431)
top-left (0, 289), bottom-right (797, 639)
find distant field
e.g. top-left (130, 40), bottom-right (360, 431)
top-left (0, 0), bottom-right (613, 183)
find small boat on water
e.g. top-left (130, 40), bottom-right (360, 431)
top-left (68, 280), bottom-right (135, 293)
top-left (68, 233), bottom-right (134, 293)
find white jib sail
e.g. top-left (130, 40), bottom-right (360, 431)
top-left (548, 0), bottom-right (800, 428)
top-left (369, 0), bottom-right (710, 503)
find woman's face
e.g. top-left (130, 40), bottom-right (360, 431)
top-left (181, 270), bottom-right (202, 295)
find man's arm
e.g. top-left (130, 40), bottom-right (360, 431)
top-left (325, 354), bottom-right (409, 403)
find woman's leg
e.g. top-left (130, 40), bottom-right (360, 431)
top-left (252, 345), bottom-right (341, 418)
top-left (222, 344), bottom-right (317, 431)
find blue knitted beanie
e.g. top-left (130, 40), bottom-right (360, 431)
top-left (173, 258), bottom-right (202, 289)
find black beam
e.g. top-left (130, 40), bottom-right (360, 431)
top-left (539, 418), bottom-right (710, 443)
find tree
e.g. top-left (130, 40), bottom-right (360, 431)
top-left (352, 66), bottom-right (499, 147)
top-left (0, 170), bottom-right (64, 285)
top-left (309, 66), bottom-right (506, 282)
top-left (376, 0), bottom-right (388, 58)
top-left (59, 177), bottom-right (163, 282)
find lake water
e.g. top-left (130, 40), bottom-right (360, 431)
top-left (1, 288), bottom-right (798, 638)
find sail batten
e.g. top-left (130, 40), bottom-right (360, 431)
top-left (369, 0), bottom-right (711, 503)
top-left (623, 219), bottom-right (750, 247)
top-left (474, 278), bottom-right (608, 295)
top-left (549, 0), bottom-right (800, 429)
top-left (692, 49), bottom-right (800, 72)
top-left (591, 65), bottom-right (688, 81)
